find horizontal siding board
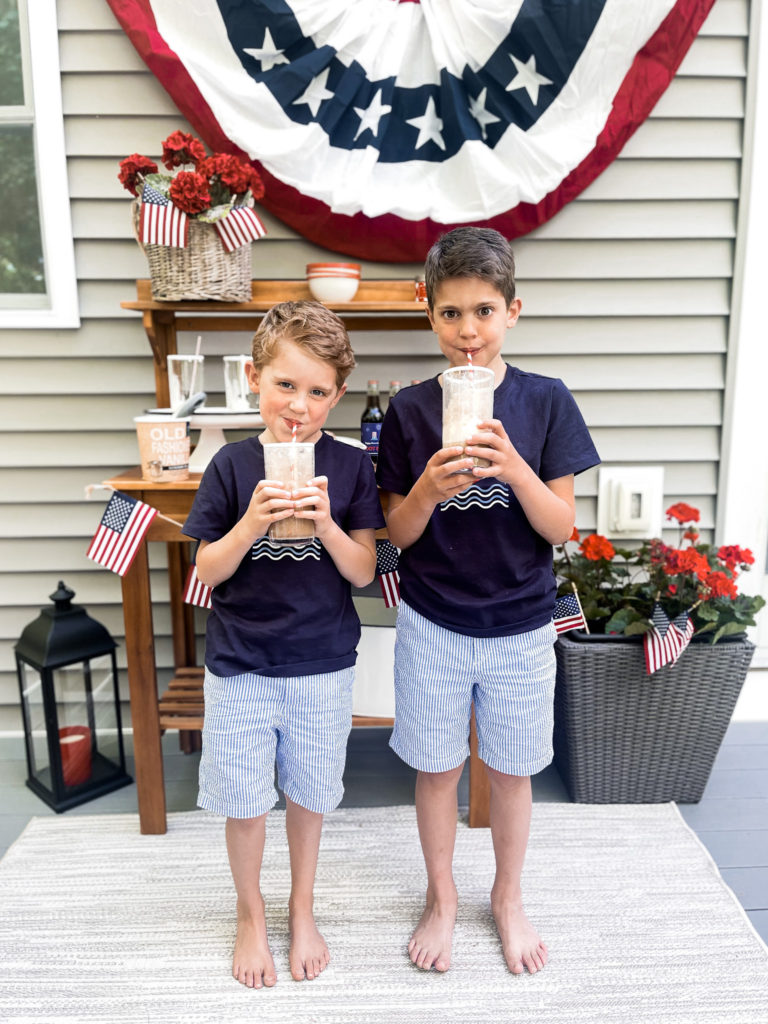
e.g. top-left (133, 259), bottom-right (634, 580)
top-left (529, 201), bottom-right (737, 240)
top-left (74, 237), bottom-right (735, 282)
top-left (577, 462), bottom-right (718, 497)
top-left (651, 77), bottom-right (744, 119)
top-left (3, 468), bottom-right (152, 503)
top-left (620, 119), bottom-right (742, 159)
top-left (579, 160), bottom-right (739, 201)
top-left (676, 36), bottom-right (746, 77)
top-left (591, 426), bottom-right (720, 462)
top-left (700, 0), bottom-right (748, 36)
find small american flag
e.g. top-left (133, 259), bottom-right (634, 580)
top-left (643, 602), bottom-right (695, 674)
top-left (86, 492), bottom-right (158, 577)
top-left (214, 206), bottom-right (267, 252)
top-left (553, 590), bottom-right (587, 635)
top-left (139, 183), bottom-right (188, 247)
top-left (183, 563), bottom-right (213, 610)
top-left (376, 539), bottom-right (400, 608)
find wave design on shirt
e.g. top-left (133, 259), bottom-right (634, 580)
top-left (251, 537), bottom-right (322, 561)
top-left (440, 483), bottom-right (510, 513)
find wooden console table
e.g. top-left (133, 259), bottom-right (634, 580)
top-left (117, 280), bottom-right (491, 833)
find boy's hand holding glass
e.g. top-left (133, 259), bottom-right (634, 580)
top-left (245, 478), bottom-right (295, 539)
top-left (416, 447), bottom-right (477, 507)
top-left (464, 420), bottom-right (524, 486)
top-left (291, 475), bottom-right (334, 539)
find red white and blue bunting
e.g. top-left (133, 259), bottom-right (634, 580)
top-left (107, 0), bottom-right (716, 262)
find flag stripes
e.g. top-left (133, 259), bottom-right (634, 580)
top-left (183, 564), bottom-right (213, 609)
top-left (553, 591), bottom-right (587, 635)
top-left (139, 183), bottom-right (189, 246)
top-left (376, 538), bottom-right (400, 608)
top-left (643, 603), bottom-right (695, 674)
top-left (214, 207), bottom-right (267, 252)
top-left (86, 493), bottom-right (158, 577)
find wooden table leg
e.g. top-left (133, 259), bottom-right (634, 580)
top-left (468, 704), bottom-right (490, 828)
top-left (121, 541), bottom-right (167, 834)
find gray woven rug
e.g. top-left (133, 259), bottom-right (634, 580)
top-left (1, 805), bottom-right (766, 1023)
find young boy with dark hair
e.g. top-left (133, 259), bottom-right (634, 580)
top-left (183, 301), bottom-right (384, 989)
top-left (376, 227), bottom-right (599, 976)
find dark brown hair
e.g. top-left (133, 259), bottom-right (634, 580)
top-left (424, 227), bottom-right (516, 308)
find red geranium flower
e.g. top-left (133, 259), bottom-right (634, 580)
top-left (701, 571), bottom-right (738, 600)
top-left (649, 538), bottom-right (669, 564)
top-left (161, 131), bottom-right (207, 170)
top-left (717, 545), bottom-right (755, 570)
top-left (683, 528), bottom-right (699, 543)
top-left (247, 167), bottom-right (265, 202)
top-left (663, 547), bottom-right (710, 581)
top-left (569, 527), bottom-right (580, 542)
top-left (199, 154), bottom-right (251, 196)
top-left (579, 534), bottom-right (616, 561)
top-left (169, 171), bottom-right (211, 214)
top-left (665, 502), bottom-right (700, 524)
top-left (118, 154), bottom-right (158, 197)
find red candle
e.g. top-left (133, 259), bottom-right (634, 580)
top-left (59, 726), bottom-right (92, 786)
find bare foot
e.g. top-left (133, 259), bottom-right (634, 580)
top-left (289, 907), bottom-right (330, 982)
top-left (491, 888), bottom-right (548, 975)
top-left (232, 899), bottom-right (277, 989)
top-left (408, 886), bottom-right (458, 972)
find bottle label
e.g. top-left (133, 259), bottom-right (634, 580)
top-left (361, 422), bottom-right (380, 455)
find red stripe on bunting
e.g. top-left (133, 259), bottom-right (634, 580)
top-left (106, 0), bottom-right (716, 262)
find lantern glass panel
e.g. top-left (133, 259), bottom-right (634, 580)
top-left (52, 654), bottom-right (122, 787)
top-left (17, 660), bottom-right (51, 785)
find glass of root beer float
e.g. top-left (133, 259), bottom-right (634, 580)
top-left (442, 365), bottom-right (495, 473)
top-left (262, 442), bottom-right (316, 544)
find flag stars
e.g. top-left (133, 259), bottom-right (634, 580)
top-left (506, 53), bottom-right (552, 105)
top-left (406, 95), bottom-right (445, 151)
top-left (293, 67), bottom-right (334, 117)
top-left (243, 28), bottom-right (289, 73)
top-left (353, 88), bottom-right (392, 141)
top-left (468, 87), bottom-right (500, 141)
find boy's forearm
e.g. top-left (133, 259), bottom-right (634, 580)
top-left (195, 522), bottom-right (259, 587)
top-left (320, 525), bottom-right (376, 587)
top-left (510, 468), bottom-right (575, 546)
top-left (384, 481), bottom-right (436, 549)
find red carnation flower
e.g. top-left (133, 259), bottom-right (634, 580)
top-left (169, 171), bottom-right (211, 214)
top-left (579, 534), bottom-right (616, 562)
top-left (665, 502), bottom-right (700, 525)
top-left (161, 131), bottom-right (207, 170)
top-left (717, 545), bottom-right (754, 570)
top-left (701, 571), bottom-right (738, 600)
top-left (118, 154), bottom-right (158, 196)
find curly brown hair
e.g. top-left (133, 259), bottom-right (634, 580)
top-left (251, 301), bottom-right (356, 390)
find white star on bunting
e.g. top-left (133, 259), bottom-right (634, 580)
top-left (294, 67), bottom-right (334, 117)
top-left (243, 28), bottom-right (288, 73)
top-left (506, 53), bottom-right (552, 105)
top-left (468, 87), bottom-right (500, 140)
top-left (406, 96), bottom-right (445, 151)
top-left (353, 88), bottom-right (392, 141)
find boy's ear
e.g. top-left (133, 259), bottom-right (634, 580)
top-left (507, 298), bottom-right (522, 327)
top-left (426, 306), bottom-right (438, 334)
top-left (245, 360), bottom-right (260, 394)
top-left (329, 382), bottom-right (347, 409)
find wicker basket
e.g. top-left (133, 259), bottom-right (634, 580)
top-left (553, 633), bottom-right (755, 803)
top-left (132, 203), bottom-right (252, 302)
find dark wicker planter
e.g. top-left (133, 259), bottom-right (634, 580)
top-left (553, 633), bottom-right (755, 803)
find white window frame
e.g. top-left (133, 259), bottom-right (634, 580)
top-left (0, 0), bottom-right (79, 328)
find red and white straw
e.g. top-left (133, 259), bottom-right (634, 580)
top-left (291, 423), bottom-right (298, 442)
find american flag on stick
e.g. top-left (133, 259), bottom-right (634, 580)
top-left (553, 589), bottom-right (587, 635)
top-left (139, 183), bottom-right (189, 247)
top-left (643, 602), bottom-right (695, 674)
top-left (214, 206), bottom-right (267, 253)
top-left (86, 492), bottom-right (158, 577)
top-left (183, 563), bottom-right (213, 610)
top-left (376, 539), bottom-right (400, 608)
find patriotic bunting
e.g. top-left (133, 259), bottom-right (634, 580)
top-left (107, 0), bottom-right (716, 261)
top-left (183, 563), bottom-right (213, 610)
top-left (553, 590), bottom-right (587, 636)
top-left (376, 539), bottom-right (400, 609)
top-left (139, 183), bottom-right (188, 247)
top-left (643, 603), bottom-right (695, 674)
top-left (86, 492), bottom-right (158, 577)
top-left (214, 206), bottom-right (267, 253)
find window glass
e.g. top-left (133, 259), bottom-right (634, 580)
top-left (0, 124), bottom-right (45, 294)
top-left (0, 2), bottom-right (24, 106)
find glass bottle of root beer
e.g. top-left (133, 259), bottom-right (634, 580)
top-left (361, 379), bottom-right (385, 465)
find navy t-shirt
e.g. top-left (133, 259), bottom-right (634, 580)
top-left (376, 365), bottom-right (600, 637)
top-left (182, 432), bottom-right (385, 677)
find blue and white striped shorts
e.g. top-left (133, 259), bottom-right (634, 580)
top-left (390, 601), bottom-right (556, 776)
top-left (198, 666), bottom-right (354, 818)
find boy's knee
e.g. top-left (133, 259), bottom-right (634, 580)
top-left (417, 764), bottom-right (464, 787)
top-left (485, 765), bottom-right (530, 789)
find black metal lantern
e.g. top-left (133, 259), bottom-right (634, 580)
top-left (15, 581), bottom-right (132, 812)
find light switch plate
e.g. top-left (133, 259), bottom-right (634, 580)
top-left (597, 466), bottom-right (665, 539)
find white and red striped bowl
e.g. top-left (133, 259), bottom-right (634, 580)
top-left (306, 262), bottom-right (361, 302)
